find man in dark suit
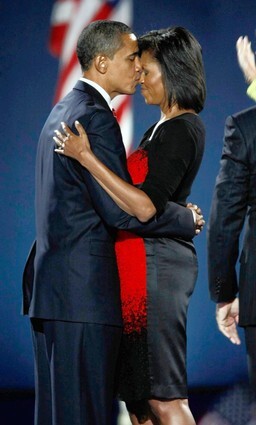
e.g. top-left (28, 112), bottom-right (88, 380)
top-left (208, 35), bottom-right (256, 399)
top-left (23, 20), bottom-right (203, 425)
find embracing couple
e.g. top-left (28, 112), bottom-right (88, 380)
top-left (23, 20), bottom-right (206, 425)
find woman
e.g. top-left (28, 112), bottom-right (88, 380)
top-left (54, 26), bottom-right (206, 425)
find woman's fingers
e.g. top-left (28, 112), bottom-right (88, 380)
top-left (53, 135), bottom-right (63, 147)
top-left (54, 130), bottom-right (66, 142)
top-left (53, 120), bottom-right (91, 158)
top-left (61, 122), bottom-right (73, 137)
top-left (53, 123), bottom-right (73, 153)
top-left (75, 120), bottom-right (91, 149)
top-left (75, 120), bottom-right (85, 137)
top-left (53, 136), bottom-right (65, 154)
top-left (56, 121), bottom-right (86, 141)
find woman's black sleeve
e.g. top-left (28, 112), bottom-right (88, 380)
top-left (141, 120), bottom-right (196, 213)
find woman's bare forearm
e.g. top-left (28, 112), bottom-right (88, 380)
top-left (79, 150), bottom-right (156, 222)
top-left (54, 121), bottom-right (156, 221)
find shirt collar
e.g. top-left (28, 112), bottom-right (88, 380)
top-left (80, 77), bottom-right (112, 110)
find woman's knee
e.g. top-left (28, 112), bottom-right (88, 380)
top-left (148, 398), bottom-right (189, 418)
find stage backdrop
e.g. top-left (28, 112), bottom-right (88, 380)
top-left (1, 0), bottom-right (255, 388)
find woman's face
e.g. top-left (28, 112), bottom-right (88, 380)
top-left (139, 50), bottom-right (167, 109)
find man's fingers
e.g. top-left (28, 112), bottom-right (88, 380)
top-left (218, 322), bottom-right (241, 345)
top-left (196, 217), bottom-right (205, 227)
top-left (230, 335), bottom-right (241, 345)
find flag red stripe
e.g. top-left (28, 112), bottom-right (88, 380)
top-left (49, 24), bottom-right (68, 57)
top-left (91, 3), bottom-right (113, 21)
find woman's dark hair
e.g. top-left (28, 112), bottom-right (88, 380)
top-left (77, 20), bottom-right (132, 71)
top-left (138, 26), bottom-right (206, 113)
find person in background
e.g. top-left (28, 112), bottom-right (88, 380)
top-left (23, 20), bottom-right (204, 425)
top-left (208, 35), bottom-right (256, 403)
top-left (55, 26), bottom-right (206, 425)
top-left (237, 35), bottom-right (256, 101)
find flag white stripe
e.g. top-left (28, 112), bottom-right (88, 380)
top-left (110, 0), bottom-right (132, 25)
top-left (121, 103), bottom-right (134, 153)
top-left (50, 0), bottom-right (76, 25)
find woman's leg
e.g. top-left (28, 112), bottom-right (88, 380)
top-left (129, 412), bottom-right (156, 425)
top-left (148, 398), bottom-right (196, 425)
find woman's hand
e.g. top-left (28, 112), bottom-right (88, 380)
top-left (54, 120), bottom-right (92, 165)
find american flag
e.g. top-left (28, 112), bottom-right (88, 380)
top-left (49, 0), bottom-right (134, 154)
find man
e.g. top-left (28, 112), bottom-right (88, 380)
top-left (208, 35), bottom-right (256, 399)
top-left (23, 20), bottom-right (203, 425)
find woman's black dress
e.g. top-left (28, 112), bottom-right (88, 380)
top-left (115, 113), bottom-right (205, 418)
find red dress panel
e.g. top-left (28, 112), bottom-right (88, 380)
top-left (115, 149), bottom-right (149, 335)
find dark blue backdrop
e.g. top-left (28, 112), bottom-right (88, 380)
top-left (1, 0), bottom-right (255, 389)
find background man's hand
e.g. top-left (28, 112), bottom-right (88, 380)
top-left (236, 36), bottom-right (256, 83)
top-left (216, 299), bottom-right (241, 345)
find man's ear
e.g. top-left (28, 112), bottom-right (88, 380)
top-left (94, 55), bottom-right (108, 74)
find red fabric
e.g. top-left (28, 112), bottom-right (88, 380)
top-left (115, 149), bottom-right (149, 334)
top-left (49, 24), bottom-right (68, 57)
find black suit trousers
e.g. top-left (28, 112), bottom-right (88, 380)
top-left (31, 319), bottom-right (122, 425)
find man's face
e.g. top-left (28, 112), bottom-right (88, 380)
top-left (106, 33), bottom-right (141, 99)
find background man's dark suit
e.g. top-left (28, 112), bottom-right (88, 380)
top-left (23, 80), bottom-right (196, 424)
top-left (208, 105), bottom-right (256, 324)
top-left (208, 105), bottom-right (256, 395)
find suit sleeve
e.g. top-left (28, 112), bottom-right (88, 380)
top-left (207, 114), bottom-right (250, 302)
top-left (71, 110), bottom-right (195, 240)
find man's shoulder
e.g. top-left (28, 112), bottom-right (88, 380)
top-left (72, 80), bottom-right (109, 109)
top-left (55, 80), bottom-right (109, 115)
top-left (224, 106), bottom-right (256, 136)
top-left (57, 80), bottom-right (112, 126)
top-left (231, 105), bottom-right (256, 122)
